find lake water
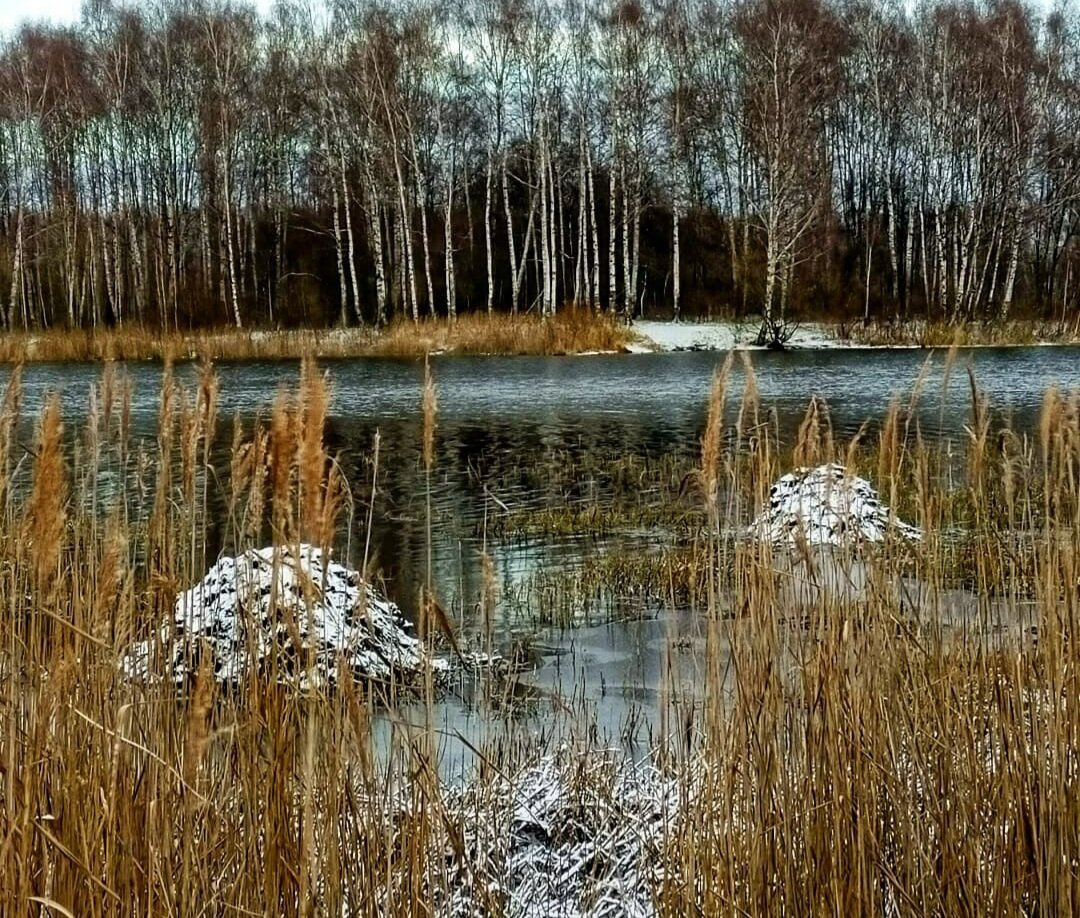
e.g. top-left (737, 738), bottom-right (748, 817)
top-left (10, 345), bottom-right (1080, 608)
top-left (12, 345), bottom-right (1080, 442)
top-left (8, 346), bottom-right (1075, 775)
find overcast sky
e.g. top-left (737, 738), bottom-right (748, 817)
top-left (0, 0), bottom-right (82, 35)
top-left (0, 0), bottom-right (1055, 37)
top-left (0, 0), bottom-right (275, 36)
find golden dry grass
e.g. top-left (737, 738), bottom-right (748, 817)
top-left (0, 310), bottom-right (635, 363)
top-left (367, 308), bottom-right (634, 357)
top-left (0, 356), bottom-right (1078, 914)
top-left (841, 317), bottom-right (1080, 347)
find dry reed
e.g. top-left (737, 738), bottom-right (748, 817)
top-left (0, 310), bottom-right (634, 364)
top-left (0, 358), bottom-right (1078, 916)
top-left (843, 317), bottom-right (1077, 348)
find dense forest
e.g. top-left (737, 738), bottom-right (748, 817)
top-left (0, 0), bottom-right (1078, 335)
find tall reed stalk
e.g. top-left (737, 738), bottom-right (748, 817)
top-left (0, 359), bottom-right (1077, 914)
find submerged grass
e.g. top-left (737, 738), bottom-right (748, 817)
top-left (1, 354), bottom-right (1079, 914)
top-left (504, 545), bottom-right (712, 627)
top-left (0, 310), bottom-right (635, 363)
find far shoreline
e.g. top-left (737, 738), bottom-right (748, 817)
top-left (0, 313), bottom-right (1076, 363)
top-left (633, 317), bottom-right (1080, 353)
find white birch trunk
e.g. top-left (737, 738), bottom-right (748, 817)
top-left (574, 130), bottom-right (587, 307)
top-left (502, 158), bottom-right (521, 313)
top-left (445, 146), bottom-right (457, 320)
top-left (672, 202), bottom-right (681, 321)
top-left (9, 204), bottom-right (23, 328)
top-left (554, 154), bottom-right (566, 310)
top-left (221, 155), bottom-right (242, 328)
top-left (1001, 212), bottom-right (1021, 319)
top-left (886, 177), bottom-right (900, 304)
top-left (391, 154), bottom-right (418, 321)
top-left (100, 213), bottom-right (116, 324)
top-left (332, 182), bottom-right (348, 326)
top-left (630, 188), bottom-right (641, 317)
top-left (539, 135), bottom-right (551, 316)
top-left (369, 186), bottom-right (388, 325)
top-left (622, 163), bottom-right (631, 318)
top-left (340, 152), bottom-right (363, 325)
top-left (904, 207), bottom-right (915, 315)
top-left (484, 149), bottom-right (495, 313)
top-left (515, 198), bottom-right (537, 313)
top-left (608, 156), bottom-right (618, 313)
top-left (918, 206), bottom-right (932, 313)
top-left (129, 215), bottom-right (146, 325)
top-left (585, 133), bottom-right (601, 311)
top-left (411, 136), bottom-right (435, 317)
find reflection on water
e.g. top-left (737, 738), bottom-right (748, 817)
top-left (8, 346), bottom-right (1079, 614)
top-left (381, 609), bottom-right (713, 779)
top-left (5, 347), bottom-right (1077, 776)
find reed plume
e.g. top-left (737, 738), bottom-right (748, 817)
top-left (0, 364), bottom-right (22, 514)
top-left (269, 388), bottom-right (295, 542)
top-left (23, 393), bottom-right (67, 599)
top-left (700, 355), bottom-right (733, 517)
top-left (422, 357), bottom-right (438, 473)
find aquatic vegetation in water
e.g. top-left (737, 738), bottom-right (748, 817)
top-left (7, 357), bottom-right (1080, 915)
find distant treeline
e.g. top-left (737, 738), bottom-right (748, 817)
top-left (0, 0), bottom-right (1077, 331)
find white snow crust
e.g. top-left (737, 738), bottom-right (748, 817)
top-left (633, 320), bottom-right (843, 352)
top-left (750, 463), bottom-right (921, 547)
top-left (441, 750), bottom-right (677, 918)
top-left (121, 544), bottom-right (426, 689)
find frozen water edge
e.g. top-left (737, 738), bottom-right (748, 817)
top-left (121, 544), bottom-right (442, 690)
top-left (633, 319), bottom-right (854, 352)
top-left (631, 319), bottom-right (1072, 353)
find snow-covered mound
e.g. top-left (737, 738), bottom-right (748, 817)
top-left (443, 750), bottom-right (677, 918)
top-left (121, 544), bottom-right (427, 689)
top-left (633, 319), bottom-right (842, 352)
top-left (750, 463), bottom-right (921, 547)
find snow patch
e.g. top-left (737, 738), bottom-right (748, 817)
top-left (750, 463), bottom-right (921, 547)
top-left (442, 749), bottom-right (677, 918)
top-left (633, 320), bottom-right (845, 352)
top-left (121, 544), bottom-right (429, 689)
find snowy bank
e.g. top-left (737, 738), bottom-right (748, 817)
top-left (121, 544), bottom-right (432, 689)
top-left (633, 320), bottom-right (844, 352)
top-left (751, 463), bottom-right (921, 547)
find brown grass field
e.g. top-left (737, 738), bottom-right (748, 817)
top-left (1, 351), bottom-right (1079, 914)
top-left (0, 310), bottom-right (635, 363)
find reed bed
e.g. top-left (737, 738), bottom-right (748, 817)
top-left (366, 308), bottom-right (634, 358)
top-left (0, 310), bottom-right (634, 364)
top-left (1, 352), bottom-right (1079, 916)
top-left (841, 317), bottom-right (1080, 348)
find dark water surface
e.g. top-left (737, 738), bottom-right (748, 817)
top-left (10, 345), bottom-right (1080, 612)
top-left (9, 346), bottom-right (1078, 774)
top-left (11, 345), bottom-right (1080, 440)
